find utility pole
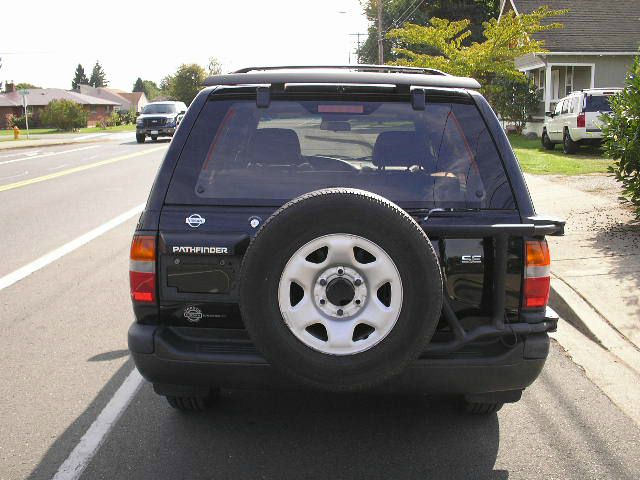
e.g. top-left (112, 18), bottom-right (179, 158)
top-left (377, 0), bottom-right (384, 64)
top-left (350, 33), bottom-right (366, 64)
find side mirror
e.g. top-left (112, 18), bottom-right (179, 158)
top-left (179, 110), bottom-right (186, 115)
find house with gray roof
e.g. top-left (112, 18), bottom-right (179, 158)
top-left (0, 83), bottom-right (121, 128)
top-left (499, 0), bottom-right (640, 133)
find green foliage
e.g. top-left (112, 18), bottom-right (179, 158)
top-left (97, 111), bottom-right (121, 129)
top-left (387, 7), bottom-right (566, 86)
top-left (15, 82), bottom-right (40, 90)
top-left (602, 57), bottom-right (640, 218)
top-left (133, 77), bottom-right (145, 93)
top-left (117, 109), bottom-right (137, 125)
top-left (489, 76), bottom-right (541, 133)
top-left (89, 61), bottom-right (108, 87)
top-left (40, 99), bottom-right (88, 131)
top-left (358, 0), bottom-right (500, 64)
top-left (71, 64), bottom-right (89, 90)
top-left (161, 63), bottom-right (206, 105)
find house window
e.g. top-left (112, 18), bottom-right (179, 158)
top-left (565, 66), bottom-right (574, 96)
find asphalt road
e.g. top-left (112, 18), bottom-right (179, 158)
top-left (1, 137), bottom-right (639, 480)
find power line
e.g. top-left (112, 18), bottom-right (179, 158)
top-left (385, 0), bottom-right (428, 33)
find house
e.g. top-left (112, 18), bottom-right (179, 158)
top-left (77, 85), bottom-right (148, 113)
top-left (499, 0), bottom-right (640, 134)
top-left (0, 83), bottom-right (120, 128)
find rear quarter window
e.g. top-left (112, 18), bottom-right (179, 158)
top-left (166, 94), bottom-right (515, 210)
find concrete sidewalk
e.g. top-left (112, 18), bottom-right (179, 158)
top-left (0, 131), bottom-right (134, 150)
top-left (526, 174), bottom-right (640, 370)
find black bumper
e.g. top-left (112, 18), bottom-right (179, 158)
top-left (129, 323), bottom-right (551, 396)
top-left (136, 127), bottom-right (175, 137)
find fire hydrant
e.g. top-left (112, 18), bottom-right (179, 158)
top-left (13, 125), bottom-right (20, 140)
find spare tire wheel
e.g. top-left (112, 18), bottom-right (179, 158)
top-left (239, 189), bottom-right (443, 391)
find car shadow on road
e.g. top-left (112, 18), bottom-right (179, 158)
top-left (79, 385), bottom-right (506, 480)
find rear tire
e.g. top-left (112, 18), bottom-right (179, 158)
top-left (541, 131), bottom-right (554, 150)
top-left (136, 134), bottom-right (145, 144)
top-left (165, 389), bottom-right (220, 412)
top-left (563, 130), bottom-right (578, 154)
top-left (463, 401), bottom-right (504, 415)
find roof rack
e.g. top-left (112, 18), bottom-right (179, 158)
top-left (232, 65), bottom-right (448, 76)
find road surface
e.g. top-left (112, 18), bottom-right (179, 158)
top-left (1, 136), bottom-right (639, 480)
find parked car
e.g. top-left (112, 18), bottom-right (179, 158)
top-left (541, 88), bottom-right (621, 154)
top-left (128, 65), bottom-right (564, 415)
top-left (136, 101), bottom-right (188, 143)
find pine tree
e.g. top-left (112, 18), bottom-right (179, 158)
top-left (71, 64), bottom-right (89, 90)
top-left (89, 61), bottom-right (108, 88)
top-left (132, 77), bottom-right (145, 92)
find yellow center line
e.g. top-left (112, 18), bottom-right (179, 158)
top-left (0, 146), bottom-right (167, 193)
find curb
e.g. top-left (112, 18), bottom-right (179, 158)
top-left (549, 275), bottom-right (640, 374)
top-left (0, 138), bottom-right (114, 151)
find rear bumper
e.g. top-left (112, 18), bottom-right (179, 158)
top-left (129, 323), bottom-right (551, 396)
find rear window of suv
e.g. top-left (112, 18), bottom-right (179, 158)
top-left (584, 94), bottom-right (613, 113)
top-left (167, 94), bottom-right (515, 209)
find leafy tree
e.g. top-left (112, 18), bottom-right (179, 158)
top-left (15, 82), bottom-right (40, 90)
top-left (71, 64), bottom-right (89, 90)
top-left (89, 61), bottom-right (108, 87)
top-left (133, 77), bottom-right (145, 92)
top-left (161, 63), bottom-right (206, 104)
top-left (358, 0), bottom-right (500, 64)
top-left (489, 76), bottom-right (541, 133)
top-left (142, 80), bottom-right (160, 100)
top-left (386, 7), bottom-right (566, 86)
top-left (602, 57), bottom-right (640, 218)
top-left (40, 99), bottom-right (88, 131)
top-left (207, 57), bottom-right (223, 76)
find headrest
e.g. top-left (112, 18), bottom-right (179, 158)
top-left (372, 131), bottom-right (429, 168)
top-left (246, 128), bottom-right (301, 166)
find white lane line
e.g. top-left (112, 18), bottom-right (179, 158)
top-left (0, 170), bottom-right (29, 181)
top-left (47, 163), bottom-right (70, 171)
top-left (74, 133), bottom-right (108, 141)
top-left (51, 368), bottom-right (144, 480)
top-left (0, 145), bottom-right (99, 166)
top-left (0, 202), bottom-right (144, 291)
top-left (0, 149), bottom-right (41, 159)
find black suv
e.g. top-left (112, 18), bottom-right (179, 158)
top-left (128, 66), bottom-right (564, 414)
top-left (136, 101), bottom-right (188, 143)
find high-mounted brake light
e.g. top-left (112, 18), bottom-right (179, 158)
top-left (524, 240), bottom-right (551, 308)
top-left (577, 112), bottom-right (586, 128)
top-left (130, 235), bottom-right (156, 303)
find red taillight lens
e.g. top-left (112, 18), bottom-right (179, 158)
top-left (577, 112), bottom-right (586, 128)
top-left (130, 235), bottom-right (156, 303)
top-left (524, 240), bottom-right (551, 309)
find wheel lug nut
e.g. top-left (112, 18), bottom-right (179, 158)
top-left (337, 309), bottom-right (344, 316)
top-left (320, 299), bottom-right (326, 305)
top-left (319, 278), bottom-right (327, 286)
top-left (355, 299), bottom-right (361, 305)
top-left (354, 278), bottom-right (362, 286)
top-left (337, 268), bottom-right (344, 275)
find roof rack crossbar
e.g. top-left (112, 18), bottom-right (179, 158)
top-left (232, 64), bottom-right (448, 76)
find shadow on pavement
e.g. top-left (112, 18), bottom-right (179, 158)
top-left (81, 386), bottom-right (505, 480)
top-left (87, 349), bottom-right (130, 362)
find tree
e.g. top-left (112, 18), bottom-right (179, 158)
top-left (358, 0), bottom-right (500, 64)
top-left (142, 80), bottom-right (160, 100)
top-left (386, 7), bottom-right (566, 87)
top-left (89, 61), bottom-right (108, 87)
top-left (161, 63), bottom-right (206, 104)
top-left (133, 77), bottom-right (145, 92)
top-left (15, 82), bottom-right (40, 90)
top-left (71, 64), bottom-right (89, 90)
top-left (40, 99), bottom-right (88, 131)
top-left (489, 76), bottom-right (541, 134)
top-left (207, 57), bottom-right (223, 76)
top-left (602, 57), bottom-right (640, 218)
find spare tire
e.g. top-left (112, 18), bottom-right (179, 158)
top-left (239, 189), bottom-right (443, 391)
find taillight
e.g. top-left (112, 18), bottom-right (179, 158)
top-left (577, 112), bottom-right (586, 128)
top-left (130, 235), bottom-right (156, 303)
top-left (524, 240), bottom-right (550, 308)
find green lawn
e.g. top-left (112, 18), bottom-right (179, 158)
top-left (508, 134), bottom-right (613, 175)
top-left (0, 124), bottom-right (136, 136)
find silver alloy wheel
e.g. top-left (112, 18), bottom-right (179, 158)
top-left (278, 234), bottom-right (403, 355)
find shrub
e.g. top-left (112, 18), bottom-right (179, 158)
top-left (602, 57), bottom-right (640, 218)
top-left (40, 99), bottom-right (88, 130)
top-left (487, 75), bottom-right (541, 134)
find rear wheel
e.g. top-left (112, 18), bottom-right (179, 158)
top-left (165, 388), bottom-right (220, 412)
top-left (463, 400), bottom-right (504, 415)
top-left (135, 133), bottom-right (145, 144)
top-left (541, 130), bottom-right (554, 150)
top-left (563, 130), bottom-right (578, 154)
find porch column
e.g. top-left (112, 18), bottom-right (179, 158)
top-left (544, 63), bottom-right (552, 114)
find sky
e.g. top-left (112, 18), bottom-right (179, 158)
top-left (0, 0), bottom-right (370, 91)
